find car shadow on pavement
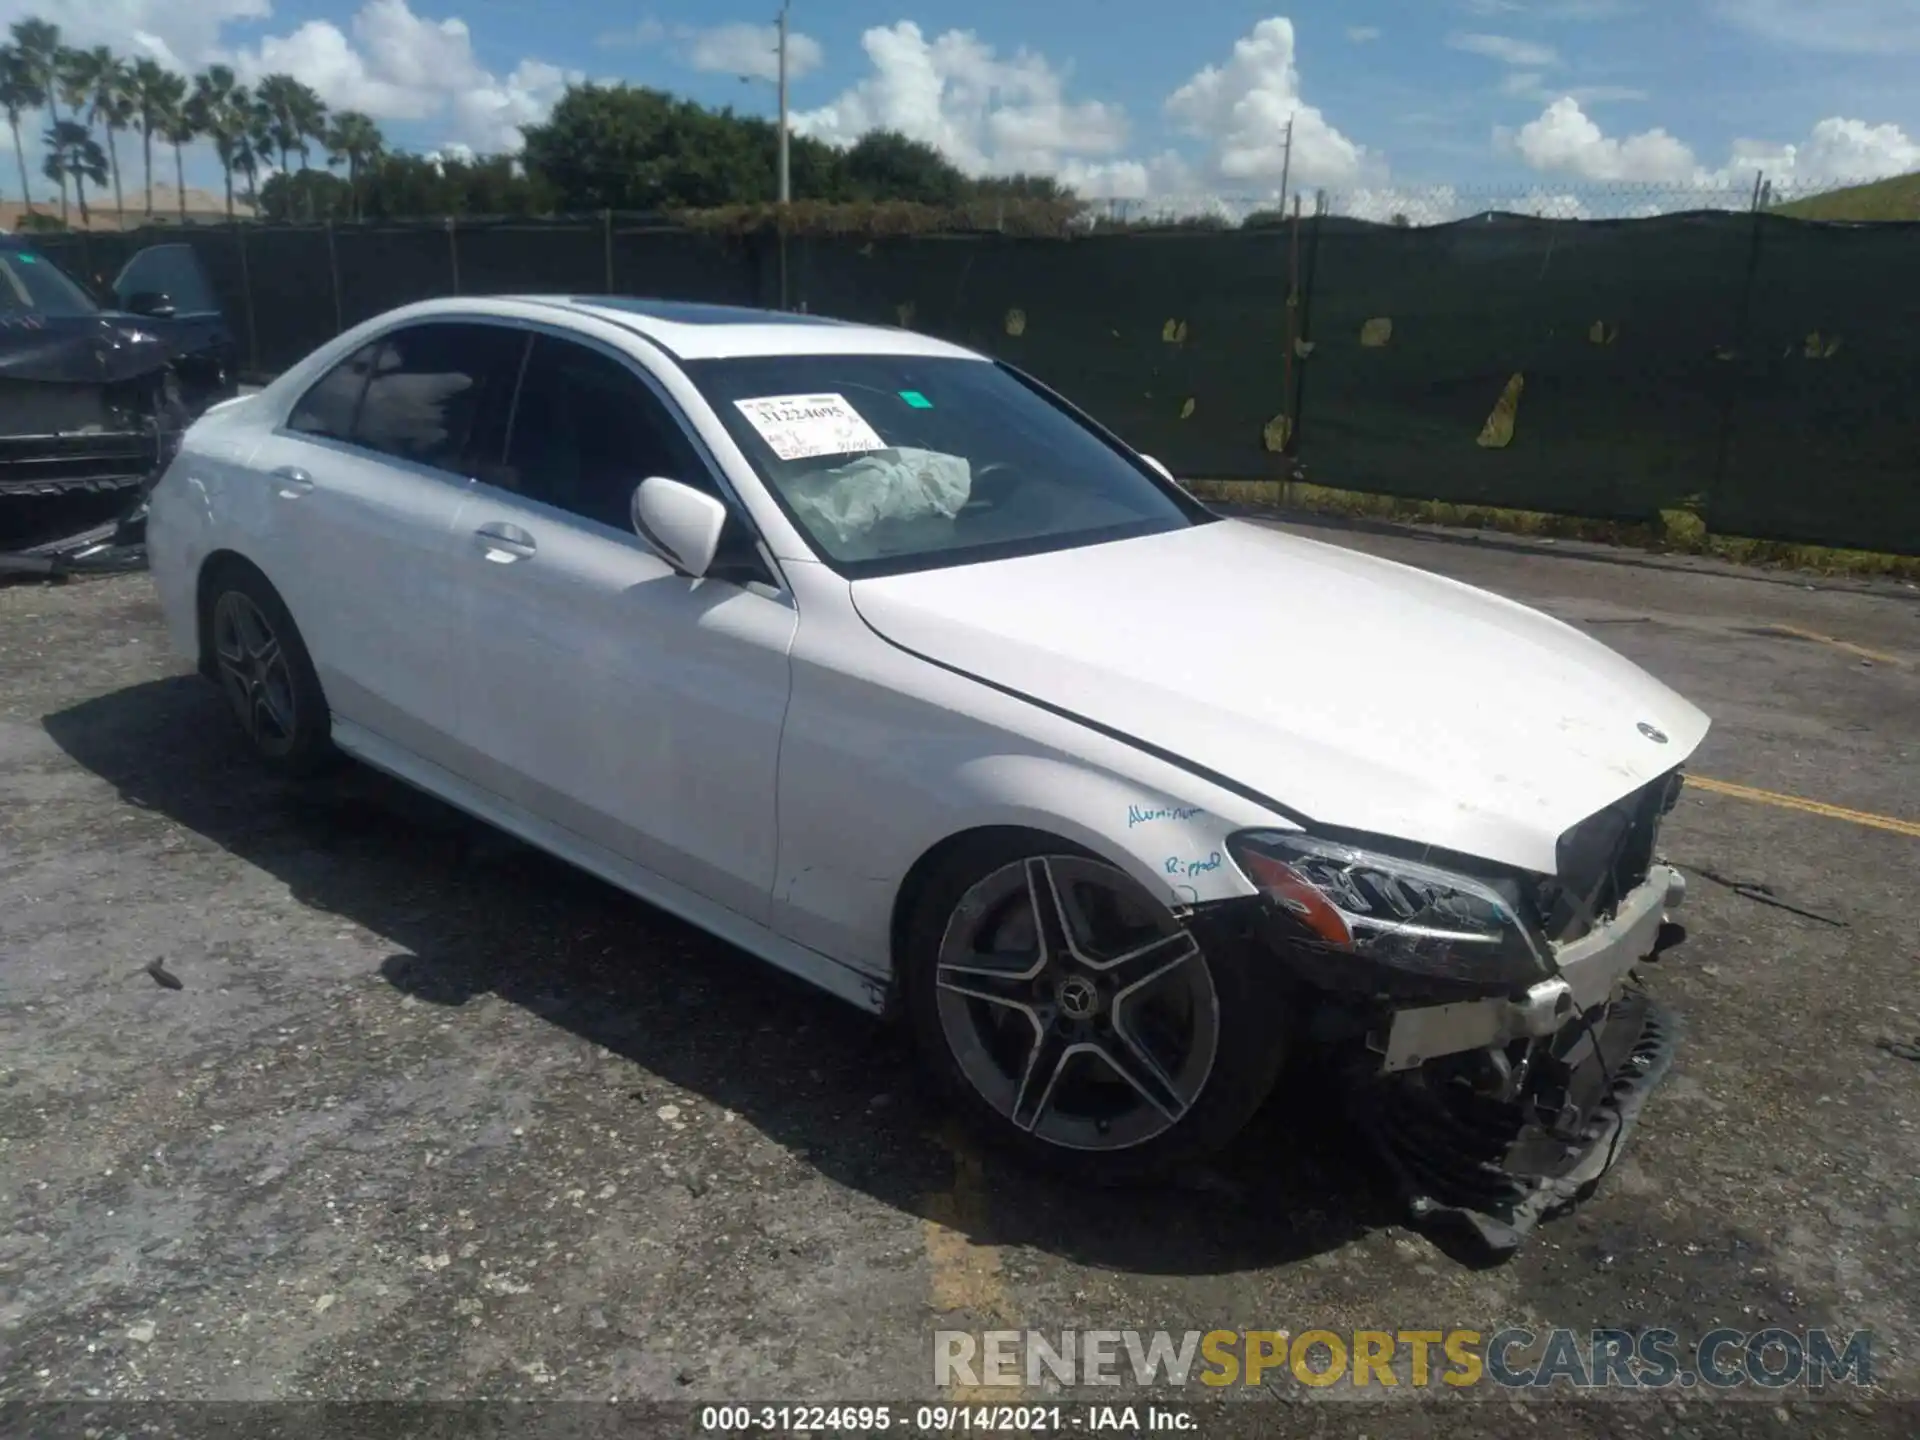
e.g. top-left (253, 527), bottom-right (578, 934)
top-left (45, 675), bottom-right (1403, 1279)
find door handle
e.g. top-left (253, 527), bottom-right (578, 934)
top-left (473, 522), bottom-right (537, 563)
top-left (270, 465), bottom-right (313, 497)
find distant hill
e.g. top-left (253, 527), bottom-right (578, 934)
top-left (1773, 173), bottom-right (1920, 221)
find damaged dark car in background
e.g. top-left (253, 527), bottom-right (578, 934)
top-left (0, 237), bottom-right (237, 580)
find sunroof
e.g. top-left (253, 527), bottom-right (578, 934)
top-left (572, 297), bottom-right (846, 327)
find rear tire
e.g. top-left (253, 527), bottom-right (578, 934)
top-left (902, 831), bottom-right (1289, 1184)
top-left (201, 561), bottom-right (334, 778)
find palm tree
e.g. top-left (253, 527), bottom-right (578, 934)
top-left (325, 109), bottom-right (383, 219)
top-left (9, 18), bottom-right (67, 220)
top-left (128, 58), bottom-right (176, 217)
top-left (240, 90), bottom-right (273, 209)
top-left (0, 45), bottom-right (42, 212)
top-left (190, 65), bottom-right (245, 219)
top-left (160, 81), bottom-right (197, 223)
top-left (42, 117), bottom-right (105, 226)
top-left (71, 46), bottom-right (131, 223)
top-left (256, 73), bottom-right (326, 176)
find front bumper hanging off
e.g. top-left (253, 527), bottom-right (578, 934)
top-left (1347, 863), bottom-right (1688, 1254)
top-left (1349, 985), bottom-right (1678, 1255)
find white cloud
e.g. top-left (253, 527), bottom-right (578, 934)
top-left (214, 0), bottom-right (578, 153)
top-left (1510, 96), bottom-right (1696, 179)
top-left (1447, 32), bottom-right (1563, 65)
top-left (793, 22), bottom-right (1129, 177)
top-left (1730, 116), bottom-right (1920, 183)
top-left (1509, 96), bottom-right (1920, 189)
top-left (1502, 70), bottom-right (1647, 102)
top-left (1715, 0), bottom-right (1920, 55)
top-left (0, 0), bottom-right (269, 78)
top-left (1346, 25), bottom-right (1382, 42)
top-left (684, 22), bottom-right (823, 83)
top-left (1164, 18), bottom-right (1375, 188)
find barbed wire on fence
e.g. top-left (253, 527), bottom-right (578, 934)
top-left (1077, 175), bottom-right (1905, 228)
top-left (19, 174), bottom-right (1908, 248)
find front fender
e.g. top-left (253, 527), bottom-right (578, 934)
top-left (770, 630), bottom-right (1298, 979)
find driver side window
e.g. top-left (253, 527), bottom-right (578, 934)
top-left (499, 336), bottom-right (711, 532)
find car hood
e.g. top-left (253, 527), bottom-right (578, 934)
top-left (848, 519), bottom-right (1711, 875)
top-left (0, 314), bottom-right (173, 386)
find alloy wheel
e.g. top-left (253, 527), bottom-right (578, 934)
top-left (211, 590), bottom-right (297, 756)
top-left (934, 855), bottom-right (1220, 1152)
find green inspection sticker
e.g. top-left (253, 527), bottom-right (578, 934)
top-left (899, 390), bottom-right (933, 408)
top-left (18, 253), bottom-right (37, 264)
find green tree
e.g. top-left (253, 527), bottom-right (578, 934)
top-left (41, 116), bottom-right (105, 226)
top-left (323, 108), bottom-right (384, 219)
top-left (522, 82), bottom-right (1074, 214)
top-left (843, 129), bottom-right (968, 205)
top-left (0, 44), bottom-right (43, 212)
top-left (258, 165), bottom-right (351, 221)
top-left (69, 45), bottom-right (130, 223)
top-left (523, 83), bottom-right (806, 210)
top-left (9, 18), bottom-right (67, 220)
top-left (970, 173), bottom-right (1075, 202)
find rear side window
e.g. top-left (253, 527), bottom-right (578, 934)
top-left (355, 323), bottom-right (528, 472)
top-left (286, 322), bottom-right (528, 475)
top-left (287, 343), bottom-right (376, 441)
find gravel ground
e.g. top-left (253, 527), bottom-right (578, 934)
top-left (2, 520), bottom-right (1917, 1437)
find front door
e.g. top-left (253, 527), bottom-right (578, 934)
top-left (248, 319), bottom-right (529, 771)
top-left (448, 332), bottom-right (797, 923)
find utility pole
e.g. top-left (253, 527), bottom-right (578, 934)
top-left (1277, 112), bottom-right (1295, 220)
top-left (777, 0), bottom-right (791, 205)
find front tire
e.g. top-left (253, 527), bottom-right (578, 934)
top-left (202, 563), bottom-right (334, 777)
top-left (903, 833), bottom-right (1289, 1183)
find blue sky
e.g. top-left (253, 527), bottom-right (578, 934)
top-left (10, 0), bottom-right (1920, 211)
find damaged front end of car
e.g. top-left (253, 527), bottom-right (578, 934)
top-left (0, 320), bottom-right (188, 581)
top-left (1202, 767), bottom-right (1690, 1256)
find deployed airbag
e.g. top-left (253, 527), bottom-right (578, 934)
top-left (783, 446), bottom-right (971, 555)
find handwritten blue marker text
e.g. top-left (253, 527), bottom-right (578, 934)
top-left (1129, 804), bottom-right (1205, 828)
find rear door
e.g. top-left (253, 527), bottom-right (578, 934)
top-left (112, 244), bottom-right (237, 413)
top-left (247, 319), bottom-right (529, 771)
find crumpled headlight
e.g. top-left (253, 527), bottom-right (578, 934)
top-left (1227, 830), bottom-right (1550, 992)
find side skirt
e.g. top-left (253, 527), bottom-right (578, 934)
top-left (330, 717), bottom-right (890, 1016)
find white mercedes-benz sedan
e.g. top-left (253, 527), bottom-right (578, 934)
top-left (147, 295), bottom-right (1707, 1250)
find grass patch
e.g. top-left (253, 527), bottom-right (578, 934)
top-left (1773, 174), bottom-right (1920, 223)
top-left (1187, 478), bottom-right (1920, 582)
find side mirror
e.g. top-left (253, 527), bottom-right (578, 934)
top-left (122, 290), bottom-right (177, 319)
top-left (632, 476), bottom-right (728, 577)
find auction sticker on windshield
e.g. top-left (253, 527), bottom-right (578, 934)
top-left (735, 393), bottom-right (888, 461)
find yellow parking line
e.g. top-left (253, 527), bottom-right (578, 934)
top-left (1690, 774), bottom-right (1920, 838)
top-left (1764, 623), bottom-right (1907, 667)
top-left (921, 1124), bottom-right (1025, 1405)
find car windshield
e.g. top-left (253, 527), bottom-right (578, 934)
top-left (683, 353), bottom-right (1205, 576)
top-left (0, 247), bottom-right (100, 319)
